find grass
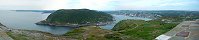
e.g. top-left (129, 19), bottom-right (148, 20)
top-left (64, 28), bottom-right (85, 36)
top-left (6, 32), bottom-right (28, 40)
top-left (64, 19), bottom-right (178, 40)
top-left (112, 19), bottom-right (178, 40)
top-left (64, 26), bottom-right (110, 40)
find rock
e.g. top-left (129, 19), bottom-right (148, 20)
top-left (0, 23), bottom-right (13, 40)
top-left (196, 19), bottom-right (199, 24)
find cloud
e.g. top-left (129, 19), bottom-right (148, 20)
top-left (43, 0), bottom-right (69, 10)
top-left (34, 0), bottom-right (116, 10)
top-left (0, 0), bottom-right (198, 10)
top-left (0, 0), bottom-right (49, 10)
top-left (111, 0), bottom-right (199, 10)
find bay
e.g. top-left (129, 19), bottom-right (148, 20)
top-left (0, 10), bottom-right (152, 35)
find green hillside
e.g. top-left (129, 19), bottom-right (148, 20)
top-left (112, 20), bottom-right (178, 40)
top-left (46, 9), bottom-right (113, 24)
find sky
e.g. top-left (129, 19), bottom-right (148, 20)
top-left (0, 0), bottom-right (198, 10)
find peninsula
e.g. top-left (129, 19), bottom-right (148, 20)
top-left (36, 9), bottom-right (113, 27)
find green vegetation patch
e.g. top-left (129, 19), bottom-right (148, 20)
top-left (64, 26), bottom-right (110, 40)
top-left (112, 19), bottom-right (178, 40)
top-left (104, 33), bottom-right (122, 40)
top-left (6, 32), bottom-right (28, 40)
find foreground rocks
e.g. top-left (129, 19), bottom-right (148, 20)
top-left (0, 23), bottom-right (76, 40)
top-left (0, 23), bottom-right (13, 40)
top-left (1, 23), bottom-right (127, 40)
top-left (7, 29), bottom-right (76, 40)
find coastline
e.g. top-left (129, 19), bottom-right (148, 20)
top-left (35, 20), bottom-right (113, 28)
top-left (0, 23), bottom-right (76, 40)
top-left (0, 23), bottom-right (13, 40)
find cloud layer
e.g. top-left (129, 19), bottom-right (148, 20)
top-left (0, 0), bottom-right (198, 10)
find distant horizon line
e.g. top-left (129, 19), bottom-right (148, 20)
top-left (4, 9), bottom-right (199, 11)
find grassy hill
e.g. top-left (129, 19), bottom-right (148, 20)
top-left (64, 26), bottom-right (135, 40)
top-left (36, 9), bottom-right (113, 27)
top-left (112, 19), bottom-right (178, 40)
top-left (64, 19), bottom-right (178, 40)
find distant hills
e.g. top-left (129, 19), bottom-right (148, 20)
top-left (14, 10), bottom-right (56, 13)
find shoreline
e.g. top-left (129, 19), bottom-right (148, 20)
top-left (0, 23), bottom-right (76, 40)
top-left (35, 20), bottom-right (113, 28)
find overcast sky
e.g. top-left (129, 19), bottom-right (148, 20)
top-left (0, 0), bottom-right (198, 10)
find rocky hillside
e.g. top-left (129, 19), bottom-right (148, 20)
top-left (6, 29), bottom-right (75, 40)
top-left (0, 23), bottom-right (13, 40)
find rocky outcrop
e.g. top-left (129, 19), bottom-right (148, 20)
top-left (0, 23), bottom-right (75, 40)
top-left (7, 29), bottom-right (76, 40)
top-left (0, 23), bottom-right (3, 26)
top-left (196, 19), bottom-right (199, 24)
top-left (0, 23), bottom-right (13, 40)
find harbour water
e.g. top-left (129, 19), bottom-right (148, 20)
top-left (0, 10), bottom-right (152, 35)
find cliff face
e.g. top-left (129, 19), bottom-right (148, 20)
top-left (0, 23), bottom-right (3, 26)
top-left (36, 9), bottom-right (113, 27)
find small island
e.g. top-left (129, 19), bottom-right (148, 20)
top-left (36, 9), bottom-right (113, 27)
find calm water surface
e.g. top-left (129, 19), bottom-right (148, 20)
top-left (0, 10), bottom-right (152, 35)
top-left (101, 14), bottom-right (152, 29)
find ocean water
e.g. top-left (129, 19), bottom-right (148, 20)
top-left (0, 10), bottom-right (152, 35)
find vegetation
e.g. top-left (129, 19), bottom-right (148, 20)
top-left (152, 11), bottom-right (199, 23)
top-left (64, 26), bottom-right (134, 40)
top-left (105, 10), bottom-right (199, 23)
top-left (8, 10), bottom-right (197, 40)
top-left (112, 19), bottom-right (178, 40)
top-left (46, 9), bottom-right (113, 24)
top-left (64, 19), bottom-right (178, 40)
top-left (7, 32), bottom-right (28, 40)
top-left (64, 26), bottom-right (110, 40)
